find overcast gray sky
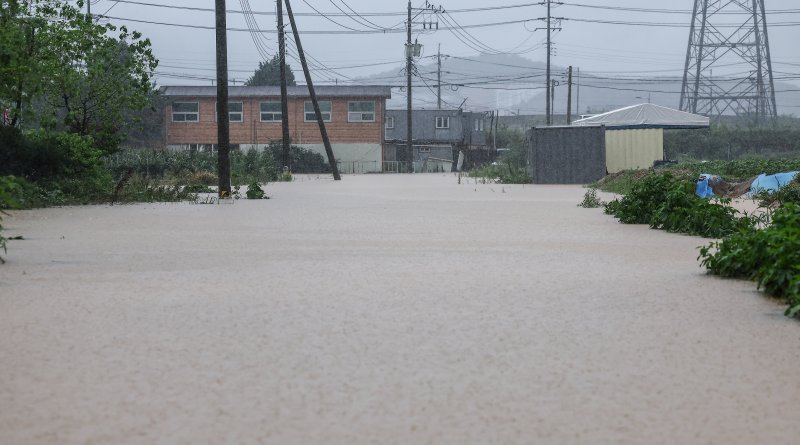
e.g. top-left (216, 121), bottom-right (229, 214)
top-left (86, 0), bottom-right (800, 94)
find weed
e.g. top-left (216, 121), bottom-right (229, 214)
top-left (577, 188), bottom-right (604, 208)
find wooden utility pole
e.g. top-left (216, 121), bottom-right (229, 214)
top-left (545, 0), bottom-right (551, 125)
top-left (284, 0), bottom-right (341, 180)
top-left (406, 1), bottom-right (413, 172)
top-left (437, 44), bottom-right (442, 109)
top-left (215, 0), bottom-right (232, 196)
top-left (277, 0), bottom-right (291, 168)
top-left (566, 66), bottom-right (573, 125)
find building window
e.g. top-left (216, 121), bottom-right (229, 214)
top-left (305, 100), bottom-right (331, 122)
top-left (435, 116), bottom-right (450, 129)
top-left (348, 101), bottom-right (375, 122)
top-left (215, 101), bottom-right (243, 122)
top-left (385, 116), bottom-right (394, 129)
top-left (474, 119), bottom-right (484, 132)
top-left (260, 101), bottom-right (281, 122)
top-left (172, 102), bottom-right (199, 122)
top-left (418, 146), bottom-right (431, 153)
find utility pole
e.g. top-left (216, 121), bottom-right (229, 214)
top-left (576, 67), bottom-right (580, 117)
top-left (545, 0), bottom-right (551, 125)
top-left (284, 0), bottom-right (341, 180)
top-left (550, 80), bottom-right (557, 124)
top-left (406, 1), bottom-right (413, 172)
top-left (566, 66), bottom-right (572, 125)
top-left (437, 44), bottom-right (442, 109)
top-left (404, 1), bottom-right (443, 173)
top-left (214, 0), bottom-right (232, 197)
top-left (277, 0), bottom-right (291, 168)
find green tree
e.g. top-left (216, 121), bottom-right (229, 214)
top-left (245, 54), bottom-right (296, 86)
top-left (0, 0), bottom-right (158, 153)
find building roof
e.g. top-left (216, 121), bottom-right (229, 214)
top-left (160, 85), bottom-right (392, 99)
top-left (573, 103), bottom-right (710, 129)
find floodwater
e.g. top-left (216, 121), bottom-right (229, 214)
top-left (1, 174), bottom-right (798, 444)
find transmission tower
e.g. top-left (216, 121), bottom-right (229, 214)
top-left (679, 0), bottom-right (777, 124)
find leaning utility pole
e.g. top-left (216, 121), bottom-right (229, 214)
top-left (566, 66), bottom-right (573, 125)
top-left (214, 0), bottom-right (232, 196)
top-left (284, 0), bottom-right (341, 180)
top-left (437, 44), bottom-right (442, 109)
top-left (277, 0), bottom-right (291, 168)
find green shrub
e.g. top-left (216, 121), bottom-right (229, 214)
top-left (699, 204), bottom-right (800, 317)
top-left (578, 188), bottom-right (604, 208)
top-left (605, 172), bottom-right (750, 238)
top-left (0, 176), bottom-right (19, 264)
top-left (245, 182), bottom-right (267, 199)
top-left (111, 174), bottom-right (197, 203)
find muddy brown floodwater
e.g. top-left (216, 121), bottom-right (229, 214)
top-left (1, 174), bottom-right (798, 444)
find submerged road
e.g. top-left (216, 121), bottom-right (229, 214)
top-left (1, 174), bottom-right (798, 444)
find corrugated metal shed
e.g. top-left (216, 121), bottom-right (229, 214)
top-left (605, 128), bottom-right (664, 174)
top-left (528, 126), bottom-right (606, 184)
top-left (160, 85), bottom-right (392, 98)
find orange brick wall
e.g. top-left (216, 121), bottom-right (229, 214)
top-left (165, 96), bottom-right (385, 146)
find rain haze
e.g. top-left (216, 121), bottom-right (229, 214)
top-left (87, 0), bottom-right (800, 113)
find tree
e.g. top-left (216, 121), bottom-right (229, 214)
top-left (0, 0), bottom-right (158, 153)
top-left (245, 54), bottom-right (296, 86)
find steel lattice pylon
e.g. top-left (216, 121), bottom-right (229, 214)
top-left (679, 0), bottom-right (777, 123)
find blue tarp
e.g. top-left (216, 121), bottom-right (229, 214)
top-left (696, 171), bottom-right (799, 198)
top-left (750, 171), bottom-right (799, 194)
top-left (696, 173), bottom-right (717, 198)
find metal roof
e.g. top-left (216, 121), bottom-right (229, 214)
top-left (573, 103), bottom-right (710, 129)
top-left (160, 85), bottom-right (392, 98)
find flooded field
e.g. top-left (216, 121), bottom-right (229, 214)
top-left (1, 174), bottom-right (798, 444)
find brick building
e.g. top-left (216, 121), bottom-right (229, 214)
top-left (161, 85), bottom-right (392, 173)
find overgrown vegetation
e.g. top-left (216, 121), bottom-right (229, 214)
top-left (469, 127), bottom-right (529, 184)
top-left (699, 204), bottom-right (800, 318)
top-left (594, 161), bottom-right (800, 318)
top-left (665, 124), bottom-right (800, 160)
top-left (604, 172), bottom-right (751, 238)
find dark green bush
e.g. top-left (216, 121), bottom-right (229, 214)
top-left (699, 204), bottom-right (800, 317)
top-left (605, 172), bottom-right (750, 238)
top-left (245, 182), bottom-right (266, 199)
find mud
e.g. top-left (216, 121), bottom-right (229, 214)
top-left (1, 174), bottom-right (798, 444)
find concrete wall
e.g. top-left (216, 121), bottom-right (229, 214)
top-left (528, 126), bottom-right (606, 184)
top-left (297, 143), bottom-right (382, 174)
top-left (605, 128), bottom-right (664, 173)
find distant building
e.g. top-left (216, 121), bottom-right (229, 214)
top-left (161, 85), bottom-right (392, 173)
top-left (384, 109), bottom-right (491, 172)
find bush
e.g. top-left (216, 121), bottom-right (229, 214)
top-left (0, 128), bottom-right (113, 205)
top-left (266, 142), bottom-right (329, 174)
top-left (699, 204), bottom-right (800, 317)
top-left (111, 174), bottom-right (197, 203)
top-left (577, 188), bottom-right (604, 208)
top-left (245, 182), bottom-right (267, 199)
top-left (604, 172), bottom-right (750, 238)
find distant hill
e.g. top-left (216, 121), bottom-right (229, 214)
top-left (356, 53), bottom-right (800, 118)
